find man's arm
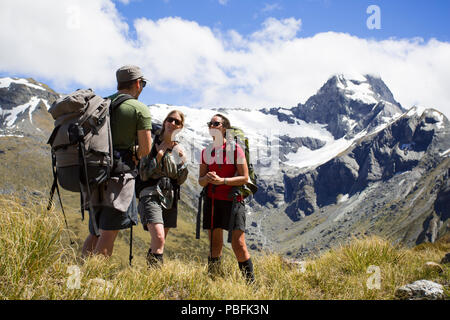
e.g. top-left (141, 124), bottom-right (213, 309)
top-left (136, 129), bottom-right (152, 160)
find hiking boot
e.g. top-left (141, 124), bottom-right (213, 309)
top-left (146, 248), bottom-right (163, 269)
top-left (238, 258), bottom-right (255, 284)
top-left (207, 256), bottom-right (224, 278)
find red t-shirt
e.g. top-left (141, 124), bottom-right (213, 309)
top-left (201, 142), bottom-right (245, 201)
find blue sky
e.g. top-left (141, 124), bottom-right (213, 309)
top-left (115, 0), bottom-right (450, 42)
top-left (117, 0), bottom-right (450, 111)
top-left (1, 0), bottom-right (450, 117)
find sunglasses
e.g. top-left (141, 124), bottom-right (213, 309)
top-left (140, 79), bottom-right (147, 88)
top-left (207, 121), bottom-right (222, 128)
top-left (166, 117), bottom-right (182, 126)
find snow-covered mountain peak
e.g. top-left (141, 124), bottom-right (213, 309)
top-left (290, 74), bottom-right (405, 139)
top-left (0, 77), bottom-right (48, 92)
top-left (0, 77), bottom-right (59, 135)
top-left (334, 74), bottom-right (378, 105)
top-left (318, 73), bottom-right (401, 108)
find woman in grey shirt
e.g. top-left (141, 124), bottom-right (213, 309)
top-left (137, 110), bottom-right (188, 267)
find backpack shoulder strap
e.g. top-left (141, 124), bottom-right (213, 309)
top-left (150, 135), bottom-right (161, 158)
top-left (110, 94), bottom-right (135, 111)
top-left (234, 137), bottom-right (238, 168)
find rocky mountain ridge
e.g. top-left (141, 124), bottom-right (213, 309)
top-left (250, 105), bottom-right (450, 257)
top-left (0, 77), bottom-right (58, 138)
top-left (264, 74), bottom-right (405, 140)
top-left (0, 74), bottom-right (448, 258)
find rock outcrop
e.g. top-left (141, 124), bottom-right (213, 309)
top-left (395, 280), bottom-right (445, 300)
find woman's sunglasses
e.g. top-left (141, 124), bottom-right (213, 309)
top-left (207, 121), bottom-right (222, 128)
top-left (166, 117), bottom-right (182, 126)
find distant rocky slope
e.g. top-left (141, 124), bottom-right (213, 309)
top-left (250, 75), bottom-right (449, 257)
top-left (0, 77), bottom-right (58, 139)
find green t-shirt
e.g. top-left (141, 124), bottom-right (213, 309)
top-left (109, 93), bottom-right (152, 150)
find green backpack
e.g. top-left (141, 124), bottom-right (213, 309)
top-left (227, 126), bottom-right (258, 199)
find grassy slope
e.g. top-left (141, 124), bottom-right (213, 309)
top-left (1, 128), bottom-right (449, 300)
top-left (0, 135), bottom-right (218, 267)
top-left (0, 194), bottom-right (448, 300)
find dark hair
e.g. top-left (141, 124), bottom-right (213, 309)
top-left (213, 113), bottom-right (231, 130)
top-left (117, 78), bottom-right (139, 91)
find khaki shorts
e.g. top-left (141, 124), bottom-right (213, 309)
top-left (138, 194), bottom-right (178, 230)
top-left (88, 193), bottom-right (138, 235)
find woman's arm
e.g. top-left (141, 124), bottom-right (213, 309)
top-left (198, 163), bottom-right (210, 187)
top-left (223, 157), bottom-right (249, 186)
top-left (207, 155), bottom-right (249, 186)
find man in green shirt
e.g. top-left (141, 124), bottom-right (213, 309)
top-left (82, 65), bottom-right (153, 258)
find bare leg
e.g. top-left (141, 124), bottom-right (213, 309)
top-left (208, 228), bottom-right (224, 258)
top-left (231, 230), bottom-right (251, 262)
top-left (232, 230), bottom-right (254, 283)
top-left (147, 223), bottom-right (166, 254)
top-left (164, 228), bottom-right (170, 239)
top-left (94, 229), bottom-right (120, 257)
top-left (82, 234), bottom-right (99, 258)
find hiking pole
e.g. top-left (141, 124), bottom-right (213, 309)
top-left (129, 225), bottom-right (133, 266)
top-left (227, 197), bottom-right (237, 244)
top-left (196, 189), bottom-right (204, 239)
top-left (209, 186), bottom-right (216, 260)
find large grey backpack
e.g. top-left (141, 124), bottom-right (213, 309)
top-left (46, 89), bottom-right (133, 236)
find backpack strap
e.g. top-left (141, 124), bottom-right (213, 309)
top-left (110, 93), bottom-right (136, 264)
top-left (110, 94), bottom-right (138, 177)
top-left (47, 152), bottom-right (74, 245)
top-left (110, 93), bottom-right (135, 111)
top-left (227, 196), bottom-right (238, 244)
top-left (77, 130), bottom-right (100, 237)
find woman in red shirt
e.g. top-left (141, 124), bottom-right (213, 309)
top-left (198, 114), bottom-right (255, 283)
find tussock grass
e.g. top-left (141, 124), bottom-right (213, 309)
top-left (0, 195), bottom-right (448, 300)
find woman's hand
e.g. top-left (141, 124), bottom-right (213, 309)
top-left (172, 143), bottom-right (187, 164)
top-left (206, 171), bottom-right (224, 185)
top-left (155, 140), bottom-right (171, 162)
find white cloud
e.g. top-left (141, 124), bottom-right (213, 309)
top-left (218, 0), bottom-right (228, 6)
top-left (251, 17), bottom-right (301, 42)
top-left (0, 0), bottom-right (449, 120)
top-left (0, 0), bottom-right (133, 89)
top-left (261, 3), bottom-right (282, 13)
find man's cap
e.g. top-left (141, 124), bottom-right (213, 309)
top-left (116, 65), bottom-right (148, 83)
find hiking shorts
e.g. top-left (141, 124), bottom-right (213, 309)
top-left (88, 193), bottom-right (138, 235)
top-left (138, 194), bottom-right (178, 230)
top-left (202, 197), bottom-right (246, 231)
